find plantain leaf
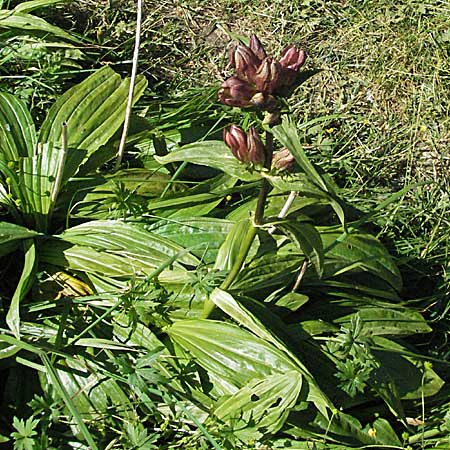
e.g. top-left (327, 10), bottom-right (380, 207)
top-left (233, 248), bottom-right (303, 292)
top-left (210, 289), bottom-right (332, 417)
top-left (38, 66), bottom-right (147, 155)
top-left (320, 226), bottom-right (403, 292)
top-left (271, 218), bottom-right (324, 277)
top-left (6, 239), bottom-right (37, 338)
top-left (213, 370), bottom-right (303, 439)
top-left (168, 319), bottom-right (298, 390)
top-left (338, 307), bottom-right (432, 336)
top-left (214, 219), bottom-right (256, 271)
top-left (148, 217), bottom-right (234, 263)
top-left (0, 10), bottom-right (80, 43)
top-left (13, 0), bottom-right (68, 13)
top-left (58, 220), bottom-right (200, 267)
top-left (0, 92), bottom-right (36, 161)
top-left (155, 141), bottom-right (262, 182)
top-left (0, 221), bottom-right (40, 244)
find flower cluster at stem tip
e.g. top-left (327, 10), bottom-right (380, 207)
top-left (218, 34), bottom-right (307, 111)
top-left (219, 34), bottom-right (305, 166)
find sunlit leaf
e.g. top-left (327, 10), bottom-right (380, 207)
top-left (0, 92), bottom-right (36, 161)
top-left (39, 66), bottom-right (147, 155)
top-left (155, 141), bottom-right (262, 182)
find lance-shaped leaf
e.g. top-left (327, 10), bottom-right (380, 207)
top-left (213, 370), bottom-right (303, 439)
top-left (14, 143), bottom-right (85, 231)
top-left (210, 288), bottom-right (332, 418)
top-left (38, 66), bottom-right (147, 155)
top-left (214, 219), bottom-right (257, 271)
top-left (320, 225), bottom-right (403, 292)
top-left (40, 220), bottom-right (199, 282)
top-left (168, 319), bottom-right (298, 390)
top-left (0, 222), bottom-right (40, 245)
top-left (0, 10), bottom-right (79, 43)
top-left (338, 307), bottom-right (432, 337)
top-left (148, 217), bottom-right (234, 263)
top-left (0, 92), bottom-right (36, 161)
top-left (272, 116), bottom-right (328, 191)
top-left (155, 141), bottom-right (262, 182)
top-left (13, 0), bottom-right (68, 14)
top-left (6, 239), bottom-right (37, 338)
top-left (270, 218), bottom-right (324, 277)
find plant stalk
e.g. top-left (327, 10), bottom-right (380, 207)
top-left (115, 0), bottom-right (142, 170)
top-left (201, 130), bottom-right (274, 319)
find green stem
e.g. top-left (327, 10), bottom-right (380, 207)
top-left (201, 130), bottom-right (274, 319)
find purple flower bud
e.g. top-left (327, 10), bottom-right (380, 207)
top-left (279, 46), bottom-right (307, 87)
top-left (218, 77), bottom-right (257, 107)
top-left (247, 128), bottom-right (266, 165)
top-left (279, 46), bottom-right (307, 71)
top-left (230, 45), bottom-right (260, 82)
top-left (249, 34), bottom-right (267, 61)
top-left (254, 57), bottom-right (282, 93)
top-left (223, 125), bottom-right (248, 162)
top-left (272, 148), bottom-right (295, 171)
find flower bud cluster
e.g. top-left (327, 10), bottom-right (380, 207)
top-left (223, 125), bottom-right (266, 166)
top-left (219, 34), bottom-right (307, 110)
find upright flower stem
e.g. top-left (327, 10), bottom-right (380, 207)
top-left (201, 130), bottom-right (274, 319)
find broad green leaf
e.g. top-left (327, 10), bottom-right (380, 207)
top-left (0, 222), bottom-right (40, 244)
top-left (0, 10), bottom-right (80, 43)
top-left (14, 143), bottom-right (84, 231)
top-left (272, 116), bottom-right (328, 191)
top-left (38, 66), bottom-right (147, 155)
top-left (13, 0), bottom-right (68, 13)
top-left (59, 220), bottom-right (200, 267)
top-left (210, 289), bottom-right (332, 417)
top-left (0, 92), bottom-right (36, 160)
top-left (313, 410), bottom-right (402, 446)
top-left (213, 370), bottom-right (303, 438)
top-left (373, 336), bottom-right (444, 399)
top-left (320, 226), bottom-right (403, 291)
top-left (271, 219), bottom-right (324, 277)
top-left (274, 292), bottom-right (309, 312)
top-left (168, 319), bottom-right (298, 389)
top-left (155, 141), bottom-right (262, 182)
top-left (233, 250), bottom-right (303, 292)
top-left (148, 217), bottom-right (234, 263)
top-left (214, 219), bottom-right (256, 271)
top-left (338, 308), bottom-right (432, 336)
top-left (6, 239), bottom-right (36, 338)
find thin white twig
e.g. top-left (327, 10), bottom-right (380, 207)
top-left (115, 0), bottom-right (143, 170)
top-left (292, 258), bottom-right (308, 292)
top-left (268, 190), bottom-right (297, 235)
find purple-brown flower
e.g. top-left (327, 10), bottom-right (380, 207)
top-left (249, 34), bottom-right (267, 61)
top-left (247, 128), bottom-right (266, 165)
top-left (279, 46), bottom-right (307, 87)
top-left (218, 76), bottom-right (257, 108)
top-left (223, 125), bottom-right (266, 165)
top-left (218, 34), bottom-right (307, 109)
top-left (229, 45), bottom-right (260, 83)
top-left (254, 57), bottom-right (282, 93)
top-left (223, 125), bottom-right (248, 162)
top-left (272, 148), bottom-right (295, 171)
